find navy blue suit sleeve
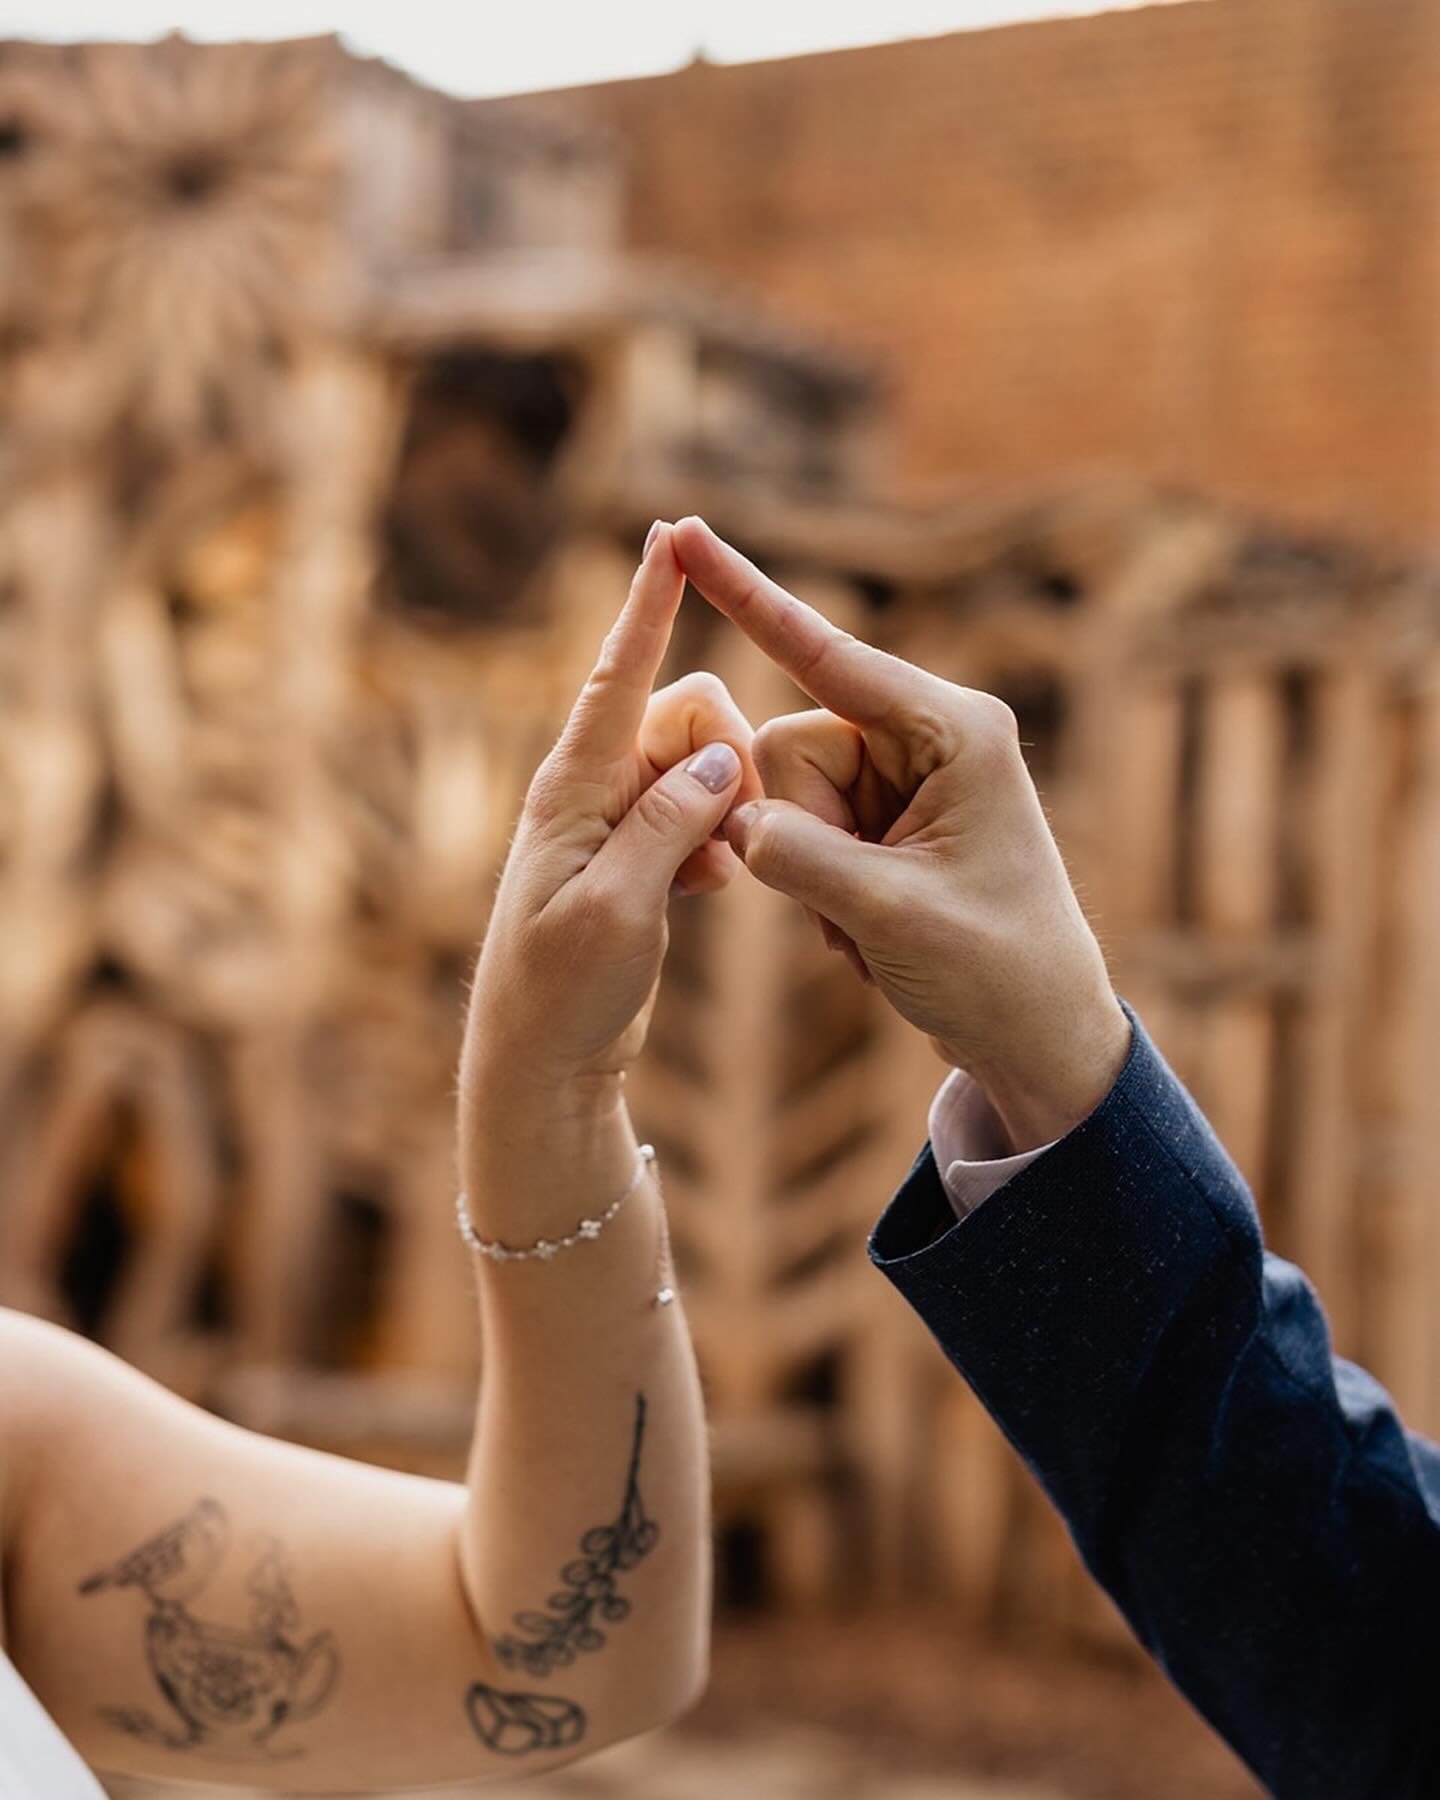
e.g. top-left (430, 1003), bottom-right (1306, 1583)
top-left (869, 1010), bottom-right (1440, 1799)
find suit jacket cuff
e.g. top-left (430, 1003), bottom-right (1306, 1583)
top-left (867, 1005), bottom-right (1256, 1508)
top-left (928, 1066), bottom-right (1055, 1219)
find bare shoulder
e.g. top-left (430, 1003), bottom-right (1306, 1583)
top-left (2, 1312), bottom-right (75, 1473)
top-left (0, 1311), bottom-right (104, 1640)
top-left (0, 1305), bottom-right (115, 1405)
top-left (0, 1310), bottom-right (138, 1502)
top-left (0, 1305), bottom-right (78, 1414)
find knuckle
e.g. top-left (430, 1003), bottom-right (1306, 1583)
top-left (753, 710), bottom-right (822, 781)
top-left (677, 669), bottom-right (731, 709)
top-left (635, 778), bottom-right (691, 836)
top-left (802, 627), bottom-right (858, 685)
top-left (751, 717), bottom-right (792, 783)
top-left (580, 655), bottom-right (626, 711)
top-left (902, 706), bottom-right (957, 777)
top-left (963, 691), bottom-right (1022, 762)
top-left (574, 876), bottom-right (647, 944)
top-left (525, 753), bottom-right (569, 824)
top-left (743, 809), bottom-right (789, 880)
top-left (752, 715), bottom-right (786, 751)
top-left (737, 573), bottom-right (773, 620)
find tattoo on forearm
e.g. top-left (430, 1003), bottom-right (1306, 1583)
top-left (463, 1392), bottom-right (658, 1758)
top-left (77, 1498), bottom-right (340, 1761)
top-left (496, 1391), bottom-right (659, 1679)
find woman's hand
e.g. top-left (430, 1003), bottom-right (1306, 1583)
top-left (462, 523), bottom-right (759, 1113)
top-left (671, 516), bottom-right (1130, 1154)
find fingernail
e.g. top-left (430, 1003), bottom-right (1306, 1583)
top-left (644, 519), bottom-right (665, 558)
top-left (685, 742), bottom-right (741, 794)
top-left (724, 801), bottom-right (759, 854)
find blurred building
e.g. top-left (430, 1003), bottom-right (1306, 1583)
top-left (2, 8), bottom-right (1440, 1661)
top-left (523, 0), bottom-right (1440, 546)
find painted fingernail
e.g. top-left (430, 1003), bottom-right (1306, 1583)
top-left (644, 519), bottom-right (665, 557)
top-left (685, 742), bottom-right (741, 793)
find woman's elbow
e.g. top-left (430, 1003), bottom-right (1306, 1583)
top-left (597, 1641), bottom-right (709, 1750)
top-left (662, 1642), bottom-right (710, 1727)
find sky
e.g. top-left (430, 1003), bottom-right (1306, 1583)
top-left (3, 1), bottom-right (1187, 97)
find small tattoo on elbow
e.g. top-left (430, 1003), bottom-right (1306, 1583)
top-left (465, 1681), bottom-right (587, 1756)
top-left (77, 1498), bottom-right (339, 1761)
top-left (495, 1391), bottom-right (660, 1680)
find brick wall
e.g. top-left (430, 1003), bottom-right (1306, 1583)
top-left (503, 0), bottom-right (1440, 546)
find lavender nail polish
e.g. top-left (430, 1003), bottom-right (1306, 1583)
top-left (685, 743), bottom-right (741, 793)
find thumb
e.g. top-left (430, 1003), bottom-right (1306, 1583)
top-left (586, 741), bottom-right (744, 911)
top-left (725, 799), bottom-right (892, 936)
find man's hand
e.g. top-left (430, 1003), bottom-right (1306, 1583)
top-left (672, 516), bottom-right (1130, 1153)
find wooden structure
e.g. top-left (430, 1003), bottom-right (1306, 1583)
top-left (3, 33), bottom-right (1440, 1643)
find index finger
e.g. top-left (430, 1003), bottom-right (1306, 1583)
top-left (562, 522), bottom-right (686, 763)
top-left (670, 516), bottom-right (922, 725)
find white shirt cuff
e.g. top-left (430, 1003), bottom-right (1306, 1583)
top-left (928, 1068), bottom-right (1057, 1221)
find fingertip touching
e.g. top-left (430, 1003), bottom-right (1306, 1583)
top-left (643, 519), bottom-right (680, 571)
top-left (670, 515), bottom-right (714, 569)
top-left (670, 517), bottom-right (754, 623)
top-left (671, 522), bottom-right (912, 727)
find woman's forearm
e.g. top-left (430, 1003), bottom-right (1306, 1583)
top-left (443, 524), bottom-right (752, 1763)
top-left (454, 1067), bottom-right (709, 1760)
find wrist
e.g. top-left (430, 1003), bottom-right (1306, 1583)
top-left (462, 1049), bottom-right (626, 1162)
top-left (462, 968), bottom-right (647, 1101)
top-left (951, 996), bottom-right (1131, 1155)
top-left (465, 1053), bottom-right (626, 1125)
top-left (459, 1058), bottom-right (639, 1250)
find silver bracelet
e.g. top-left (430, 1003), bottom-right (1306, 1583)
top-left (456, 1145), bottom-right (657, 1265)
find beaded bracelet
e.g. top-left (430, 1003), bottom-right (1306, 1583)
top-left (456, 1144), bottom-right (659, 1270)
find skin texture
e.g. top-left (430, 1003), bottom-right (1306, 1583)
top-left (0, 524), bottom-right (744, 1791)
top-left (670, 515), bottom-right (1132, 1153)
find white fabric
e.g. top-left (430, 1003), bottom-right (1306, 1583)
top-left (0, 1650), bottom-right (105, 1799)
top-left (928, 1066), bottom-right (1053, 1220)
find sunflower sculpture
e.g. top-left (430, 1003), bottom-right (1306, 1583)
top-left (0, 36), bottom-right (350, 457)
